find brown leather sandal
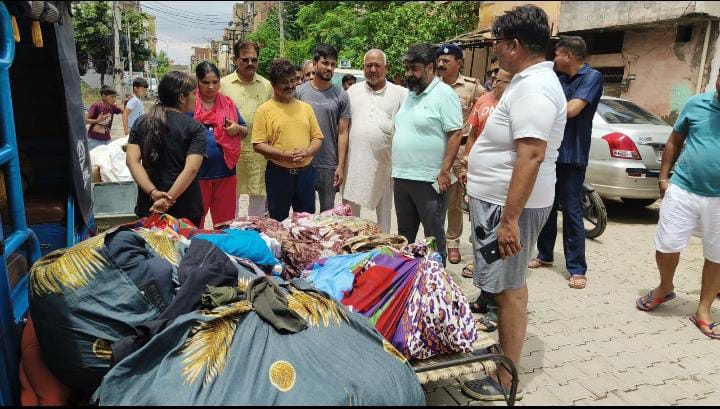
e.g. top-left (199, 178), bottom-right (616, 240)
top-left (528, 258), bottom-right (553, 269)
top-left (569, 275), bottom-right (587, 289)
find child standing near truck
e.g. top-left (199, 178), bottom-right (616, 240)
top-left (85, 85), bottom-right (123, 150)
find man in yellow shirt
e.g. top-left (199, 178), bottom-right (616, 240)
top-left (220, 40), bottom-right (273, 218)
top-left (253, 59), bottom-right (324, 221)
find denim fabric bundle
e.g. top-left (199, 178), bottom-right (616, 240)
top-left (29, 228), bottom-right (179, 391)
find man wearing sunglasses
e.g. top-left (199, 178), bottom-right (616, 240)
top-left (221, 40), bottom-right (273, 218)
top-left (463, 5), bottom-right (567, 401)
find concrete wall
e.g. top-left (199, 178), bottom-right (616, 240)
top-left (618, 21), bottom-right (718, 124)
top-left (478, 1), bottom-right (561, 34)
top-left (560, 1), bottom-right (720, 32)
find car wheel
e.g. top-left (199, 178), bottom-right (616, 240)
top-left (582, 190), bottom-right (607, 239)
top-left (620, 198), bottom-right (657, 208)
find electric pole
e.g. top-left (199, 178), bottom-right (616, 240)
top-left (278, 2), bottom-right (285, 57)
top-left (127, 14), bottom-right (133, 84)
top-left (112, 1), bottom-right (124, 99)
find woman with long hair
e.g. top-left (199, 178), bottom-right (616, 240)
top-left (194, 61), bottom-right (247, 225)
top-left (126, 71), bottom-right (206, 227)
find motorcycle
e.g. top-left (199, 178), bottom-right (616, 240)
top-left (461, 182), bottom-right (608, 239)
top-left (580, 182), bottom-right (607, 239)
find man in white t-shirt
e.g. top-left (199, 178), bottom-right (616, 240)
top-left (122, 77), bottom-right (148, 137)
top-left (461, 5), bottom-right (566, 401)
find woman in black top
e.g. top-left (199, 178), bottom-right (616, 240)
top-left (126, 71), bottom-right (206, 227)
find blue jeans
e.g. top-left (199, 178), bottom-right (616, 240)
top-left (536, 163), bottom-right (587, 275)
top-left (265, 162), bottom-right (316, 222)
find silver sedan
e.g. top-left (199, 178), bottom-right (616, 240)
top-left (586, 97), bottom-right (673, 207)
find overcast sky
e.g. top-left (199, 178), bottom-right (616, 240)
top-left (141, 1), bottom-right (237, 65)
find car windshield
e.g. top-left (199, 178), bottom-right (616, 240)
top-left (597, 99), bottom-right (667, 125)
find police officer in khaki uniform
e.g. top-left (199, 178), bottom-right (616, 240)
top-left (436, 43), bottom-right (485, 264)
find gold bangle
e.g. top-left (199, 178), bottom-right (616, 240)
top-left (658, 179), bottom-right (669, 182)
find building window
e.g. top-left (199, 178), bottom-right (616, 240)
top-left (675, 25), bottom-right (693, 43)
top-left (597, 67), bottom-right (625, 97)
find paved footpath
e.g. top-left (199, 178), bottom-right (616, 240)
top-left (426, 200), bottom-right (720, 406)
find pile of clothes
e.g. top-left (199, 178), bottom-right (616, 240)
top-left (304, 241), bottom-right (477, 360)
top-left (27, 214), bottom-right (423, 405)
top-left (24, 206), bottom-right (477, 404)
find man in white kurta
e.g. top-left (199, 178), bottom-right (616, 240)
top-left (342, 49), bottom-right (407, 233)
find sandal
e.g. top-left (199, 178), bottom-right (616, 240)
top-left (475, 315), bottom-right (497, 333)
top-left (461, 377), bottom-right (524, 401)
top-left (461, 263), bottom-right (474, 278)
top-left (568, 275), bottom-right (587, 289)
top-left (636, 290), bottom-right (676, 311)
top-left (689, 315), bottom-right (720, 340)
top-left (528, 258), bottom-right (553, 269)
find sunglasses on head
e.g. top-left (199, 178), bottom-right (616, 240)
top-left (239, 57), bottom-right (258, 64)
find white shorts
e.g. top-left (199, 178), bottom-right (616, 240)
top-left (654, 184), bottom-right (720, 263)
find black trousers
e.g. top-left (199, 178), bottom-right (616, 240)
top-left (393, 178), bottom-right (449, 265)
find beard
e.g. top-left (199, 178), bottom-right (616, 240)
top-left (404, 75), bottom-right (425, 94)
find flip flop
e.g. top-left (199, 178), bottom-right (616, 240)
top-left (460, 377), bottom-right (524, 401)
top-left (689, 315), bottom-right (720, 340)
top-left (461, 263), bottom-right (474, 278)
top-left (636, 290), bottom-right (676, 311)
top-left (528, 258), bottom-right (553, 269)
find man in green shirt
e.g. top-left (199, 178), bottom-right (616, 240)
top-left (637, 67), bottom-right (720, 341)
top-left (392, 43), bottom-right (464, 266)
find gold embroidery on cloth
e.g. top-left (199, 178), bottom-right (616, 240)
top-left (285, 288), bottom-right (347, 328)
top-left (383, 339), bottom-right (407, 363)
top-left (30, 234), bottom-right (108, 296)
top-left (269, 361), bottom-right (296, 392)
top-left (180, 301), bottom-right (253, 386)
top-left (137, 229), bottom-right (180, 266)
top-left (92, 338), bottom-right (113, 361)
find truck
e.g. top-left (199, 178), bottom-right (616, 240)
top-left (0, 2), bottom-right (94, 403)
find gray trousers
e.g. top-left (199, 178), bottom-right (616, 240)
top-left (393, 178), bottom-right (449, 265)
top-left (315, 167), bottom-right (338, 212)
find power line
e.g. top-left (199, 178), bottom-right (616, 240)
top-left (144, 0), bottom-right (234, 18)
top-left (141, 4), bottom-right (232, 24)
top-left (142, 1), bottom-right (233, 20)
top-left (149, 10), bottom-right (227, 31)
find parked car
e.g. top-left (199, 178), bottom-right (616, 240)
top-left (331, 68), bottom-right (365, 89)
top-left (586, 97), bottom-right (673, 207)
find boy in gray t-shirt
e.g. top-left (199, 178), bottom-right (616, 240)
top-left (295, 44), bottom-right (352, 212)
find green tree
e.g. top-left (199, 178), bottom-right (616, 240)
top-left (249, 1), bottom-right (478, 78)
top-left (156, 50), bottom-right (171, 78)
top-left (73, 1), bottom-right (111, 81)
top-left (73, 1), bottom-right (152, 83)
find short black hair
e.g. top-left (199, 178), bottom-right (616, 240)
top-left (268, 58), bottom-right (297, 85)
top-left (233, 40), bottom-right (260, 58)
top-left (100, 85), bottom-right (117, 96)
top-left (492, 5), bottom-right (550, 55)
top-left (556, 36), bottom-right (587, 60)
top-left (132, 77), bottom-right (148, 89)
top-left (342, 74), bottom-right (356, 85)
top-left (313, 44), bottom-right (338, 62)
top-left (402, 43), bottom-right (436, 67)
top-left (294, 64), bottom-right (303, 72)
